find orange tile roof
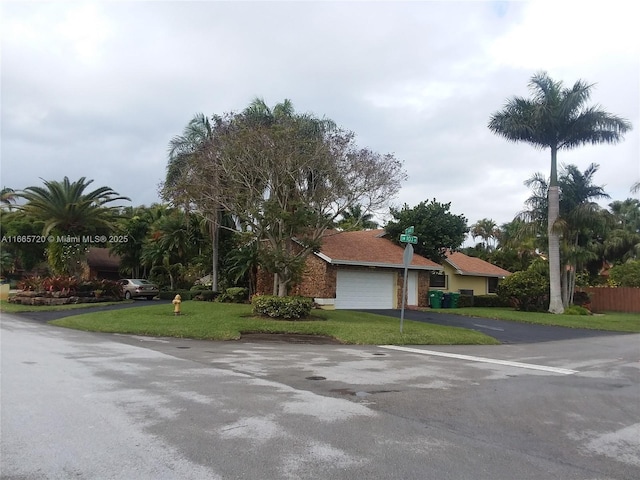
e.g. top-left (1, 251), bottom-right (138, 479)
top-left (316, 229), bottom-right (442, 270)
top-left (445, 251), bottom-right (511, 278)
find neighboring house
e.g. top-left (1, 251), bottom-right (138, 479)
top-left (429, 251), bottom-right (511, 296)
top-left (84, 247), bottom-right (121, 280)
top-left (256, 229), bottom-right (443, 309)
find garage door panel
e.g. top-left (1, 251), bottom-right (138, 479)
top-left (335, 270), bottom-right (395, 309)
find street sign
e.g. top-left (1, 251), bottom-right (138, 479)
top-left (404, 226), bottom-right (414, 235)
top-left (402, 243), bottom-right (414, 267)
top-left (400, 243), bottom-right (414, 334)
top-left (400, 234), bottom-right (418, 244)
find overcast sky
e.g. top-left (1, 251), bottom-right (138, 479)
top-left (2, 0), bottom-right (638, 233)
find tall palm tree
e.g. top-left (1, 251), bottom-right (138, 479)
top-left (163, 113), bottom-right (222, 292)
top-left (489, 71), bottom-right (631, 313)
top-left (17, 177), bottom-right (130, 275)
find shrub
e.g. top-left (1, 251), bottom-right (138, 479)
top-left (41, 275), bottom-right (79, 295)
top-left (92, 279), bottom-right (123, 298)
top-left (457, 294), bottom-right (474, 308)
top-left (193, 290), bottom-right (219, 302)
top-left (473, 295), bottom-right (510, 308)
top-left (190, 284), bottom-right (211, 292)
top-left (608, 261), bottom-right (640, 287)
top-left (572, 291), bottom-right (591, 308)
top-left (496, 260), bottom-right (549, 312)
top-left (252, 295), bottom-right (313, 319)
top-left (159, 290), bottom-right (192, 301)
top-left (17, 275), bottom-right (44, 292)
top-left (563, 305), bottom-right (591, 316)
top-left (217, 287), bottom-right (249, 304)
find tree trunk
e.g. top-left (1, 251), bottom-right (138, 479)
top-left (209, 210), bottom-right (220, 292)
top-left (548, 188), bottom-right (564, 314)
top-left (277, 278), bottom-right (287, 297)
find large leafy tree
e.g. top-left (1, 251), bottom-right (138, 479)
top-left (17, 177), bottom-right (130, 275)
top-left (489, 71), bottom-right (631, 313)
top-left (384, 199), bottom-right (468, 262)
top-left (177, 98), bottom-right (406, 296)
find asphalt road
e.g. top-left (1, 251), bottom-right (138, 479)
top-left (360, 309), bottom-right (628, 343)
top-left (2, 313), bottom-right (639, 480)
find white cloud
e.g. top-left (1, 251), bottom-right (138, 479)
top-left (1, 0), bottom-right (637, 227)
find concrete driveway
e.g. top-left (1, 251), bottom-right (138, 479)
top-left (359, 309), bottom-right (628, 343)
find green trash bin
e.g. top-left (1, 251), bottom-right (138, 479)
top-left (450, 293), bottom-right (461, 308)
top-left (429, 290), bottom-right (443, 309)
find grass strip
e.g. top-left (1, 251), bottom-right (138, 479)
top-left (50, 301), bottom-right (499, 345)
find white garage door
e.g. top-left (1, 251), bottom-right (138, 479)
top-left (335, 270), bottom-right (395, 309)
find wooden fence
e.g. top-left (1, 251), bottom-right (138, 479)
top-left (577, 287), bottom-right (640, 313)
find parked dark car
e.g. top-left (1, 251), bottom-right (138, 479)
top-left (119, 279), bottom-right (159, 300)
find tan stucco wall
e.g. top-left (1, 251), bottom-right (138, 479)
top-left (441, 263), bottom-right (490, 295)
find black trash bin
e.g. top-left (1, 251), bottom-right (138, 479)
top-left (442, 293), bottom-right (451, 309)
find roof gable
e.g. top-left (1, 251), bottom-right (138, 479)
top-left (445, 251), bottom-right (511, 278)
top-left (316, 229), bottom-right (442, 270)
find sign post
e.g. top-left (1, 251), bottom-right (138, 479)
top-left (399, 227), bottom-right (416, 333)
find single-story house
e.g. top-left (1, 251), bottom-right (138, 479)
top-left (428, 251), bottom-right (511, 296)
top-left (84, 247), bottom-right (121, 280)
top-left (256, 229), bottom-right (443, 309)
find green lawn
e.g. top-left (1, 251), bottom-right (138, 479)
top-left (436, 307), bottom-right (640, 333)
top-left (49, 301), bottom-right (499, 345)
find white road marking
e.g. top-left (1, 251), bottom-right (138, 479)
top-left (379, 345), bottom-right (578, 375)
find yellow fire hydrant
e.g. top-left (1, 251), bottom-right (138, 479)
top-left (172, 294), bottom-right (182, 316)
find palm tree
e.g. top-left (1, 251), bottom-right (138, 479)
top-left (336, 204), bottom-right (379, 231)
top-left (0, 187), bottom-right (17, 211)
top-left (632, 181), bottom-right (640, 194)
top-left (141, 210), bottom-right (193, 290)
top-left (17, 177), bottom-right (130, 275)
top-left (163, 113), bottom-right (222, 292)
top-left (18, 177), bottom-right (130, 235)
top-left (489, 72), bottom-right (631, 313)
top-left (522, 163), bottom-right (610, 306)
top-left (470, 218), bottom-right (499, 251)
top-left (603, 198), bottom-right (640, 263)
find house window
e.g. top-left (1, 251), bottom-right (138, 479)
top-left (488, 277), bottom-right (499, 294)
top-left (429, 272), bottom-right (447, 288)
